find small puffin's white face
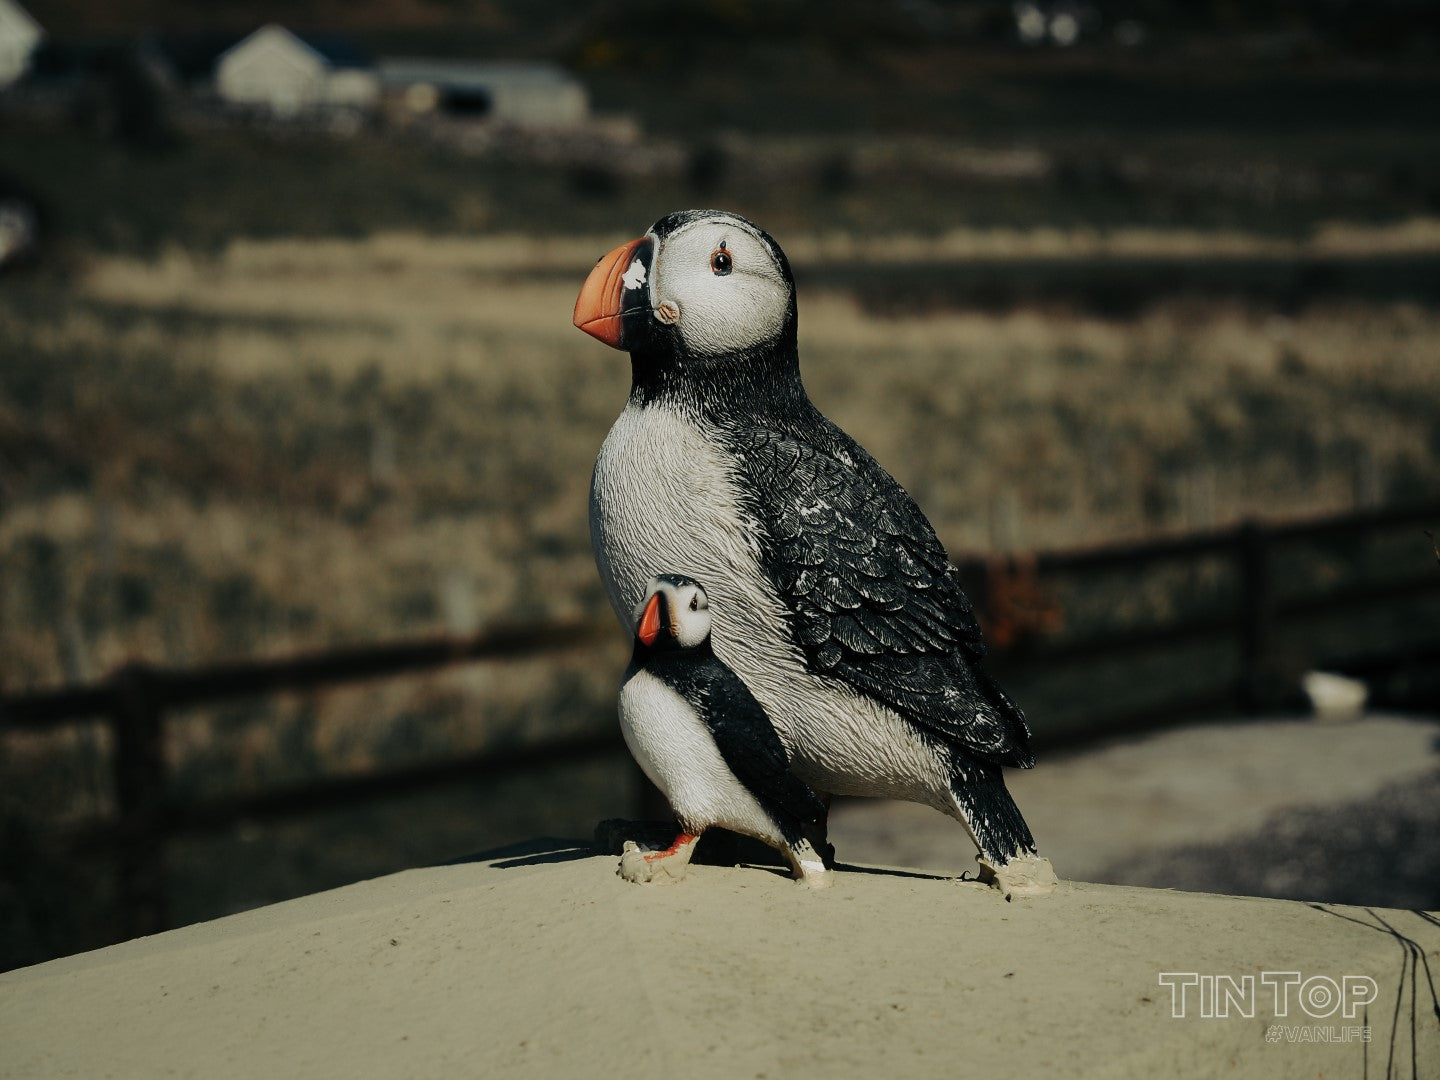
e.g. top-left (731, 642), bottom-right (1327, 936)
top-left (635, 574), bottom-right (713, 649)
top-left (648, 217), bottom-right (790, 359)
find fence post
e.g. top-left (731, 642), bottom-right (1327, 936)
top-left (1237, 521), bottom-right (1274, 712)
top-left (112, 663), bottom-right (168, 938)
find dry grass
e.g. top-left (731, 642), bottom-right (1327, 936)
top-left (9, 232), bottom-right (1440, 661)
top-left (801, 292), bottom-right (1440, 549)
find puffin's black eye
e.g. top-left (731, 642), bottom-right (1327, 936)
top-left (689, 596), bottom-right (699, 611)
top-left (710, 246), bottom-right (732, 276)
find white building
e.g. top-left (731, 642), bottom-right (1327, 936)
top-left (215, 24), bottom-right (377, 115)
top-left (379, 58), bottom-right (588, 129)
top-left (0, 0), bottom-right (42, 87)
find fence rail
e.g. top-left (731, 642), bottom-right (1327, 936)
top-left (969, 502), bottom-right (1440, 742)
top-left (983, 505), bottom-right (1440, 699)
top-left (1, 618), bottom-right (608, 728)
top-left (3, 502), bottom-right (1438, 940)
top-left (3, 618), bottom-right (612, 938)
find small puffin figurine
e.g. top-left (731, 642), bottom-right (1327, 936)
top-left (577, 210), bottom-right (1054, 897)
top-left (617, 574), bottom-right (832, 886)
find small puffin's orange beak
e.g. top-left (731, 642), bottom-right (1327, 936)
top-left (637, 592), bottom-right (663, 647)
top-left (574, 237), bottom-right (649, 348)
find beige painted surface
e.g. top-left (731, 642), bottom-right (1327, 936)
top-left (1, 842), bottom-right (1434, 1079)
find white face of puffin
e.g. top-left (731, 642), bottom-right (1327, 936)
top-left (648, 216), bottom-right (790, 359)
top-left (634, 574), bottom-right (713, 650)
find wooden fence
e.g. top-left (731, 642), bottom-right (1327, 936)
top-left (974, 502), bottom-right (1440, 741)
top-left (3, 502), bottom-right (1438, 941)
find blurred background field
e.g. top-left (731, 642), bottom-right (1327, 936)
top-left (2, 0), bottom-right (1439, 969)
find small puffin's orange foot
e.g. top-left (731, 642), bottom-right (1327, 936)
top-left (617, 834), bottom-right (700, 885)
top-left (643, 831), bottom-right (698, 861)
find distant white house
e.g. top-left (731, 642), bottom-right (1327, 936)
top-left (215, 24), bottom-right (378, 115)
top-left (0, 0), bottom-right (42, 87)
top-left (378, 58), bottom-right (588, 129)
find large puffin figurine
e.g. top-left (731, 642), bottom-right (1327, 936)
top-left (616, 573), bottom-right (831, 886)
top-left (576, 210), bottom-right (1055, 897)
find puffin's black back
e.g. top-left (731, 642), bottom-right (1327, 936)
top-left (731, 416), bottom-right (1033, 768)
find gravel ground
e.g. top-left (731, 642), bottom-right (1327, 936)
top-left (1109, 770), bottom-right (1440, 909)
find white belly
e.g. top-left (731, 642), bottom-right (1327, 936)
top-left (619, 666), bottom-right (785, 843)
top-left (591, 404), bottom-right (952, 806)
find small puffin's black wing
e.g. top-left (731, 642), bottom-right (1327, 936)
top-left (645, 649), bottom-right (827, 831)
top-left (733, 422), bottom-right (1034, 769)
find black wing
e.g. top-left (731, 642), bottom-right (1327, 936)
top-left (733, 422), bottom-right (1033, 768)
top-left (648, 650), bottom-right (826, 830)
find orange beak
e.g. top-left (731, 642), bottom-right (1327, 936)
top-left (637, 592), bottom-right (663, 647)
top-left (574, 237), bottom-right (650, 348)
